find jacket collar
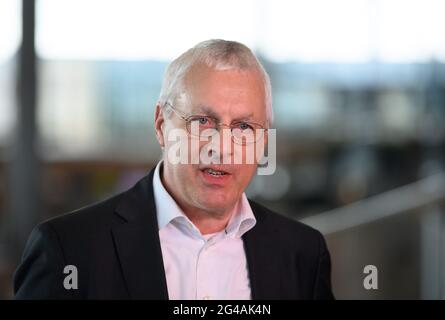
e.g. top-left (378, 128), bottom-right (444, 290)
top-left (112, 168), bottom-right (169, 299)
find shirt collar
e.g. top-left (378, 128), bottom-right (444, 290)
top-left (224, 193), bottom-right (256, 238)
top-left (152, 161), bottom-right (257, 238)
top-left (152, 161), bottom-right (188, 230)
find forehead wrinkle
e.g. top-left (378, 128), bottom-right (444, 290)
top-left (192, 104), bottom-right (256, 122)
top-left (192, 104), bottom-right (219, 118)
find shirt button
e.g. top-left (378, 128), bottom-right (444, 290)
top-left (203, 295), bottom-right (211, 300)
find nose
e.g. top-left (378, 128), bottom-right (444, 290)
top-left (204, 123), bottom-right (233, 164)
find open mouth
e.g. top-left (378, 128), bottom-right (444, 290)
top-left (203, 168), bottom-right (228, 177)
top-left (199, 166), bottom-right (233, 184)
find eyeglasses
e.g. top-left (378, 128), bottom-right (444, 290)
top-left (164, 102), bottom-right (267, 145)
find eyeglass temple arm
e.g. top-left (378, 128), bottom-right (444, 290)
top-left (163, 102), bottom-right (188, 121)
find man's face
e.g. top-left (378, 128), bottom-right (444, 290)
top-left (156, 64), bottom-right (267, 216)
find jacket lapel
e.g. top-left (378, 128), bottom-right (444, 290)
top-left (112, 169), bottom-right (169, 299)
top-left (243, 201), bottom-right (301, 299)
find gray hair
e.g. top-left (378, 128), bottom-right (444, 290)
top-left (158, 39), bottom-right (273, 127)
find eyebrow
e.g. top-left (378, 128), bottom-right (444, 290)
top-left (193, 104), bottom-right (255, 122)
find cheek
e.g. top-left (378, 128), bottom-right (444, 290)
top-left (171, 164), bottom-right (193, 185)
top-left (185, 166), bottom-right (202, 188)
top-left (236, 165), bottom-right (256, 185)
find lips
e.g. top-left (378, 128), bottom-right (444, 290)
top-left (204, 168), bottom-right (227, 176)
top-left (199, 165), bottom-right (233, 184)
top-left (198, 165), bottom-right (234, 175)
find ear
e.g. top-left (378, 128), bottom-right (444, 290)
top-left (154, 103), bottom-right (165, 149)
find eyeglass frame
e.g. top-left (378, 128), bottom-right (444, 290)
top-left (163, 102), bottom-right (268, 145)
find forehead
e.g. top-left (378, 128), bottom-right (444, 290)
top-left (182, 64), bottom-right (266, 120)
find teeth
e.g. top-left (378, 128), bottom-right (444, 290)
top-left (206, 168), bottom-right (226, 176)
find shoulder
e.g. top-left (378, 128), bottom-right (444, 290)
top-left (41, 191), bottom-right (125, 239)
top-left (249, 199), bottom-right (323, 238)
top-left (248, 199), bottom-right (326, 252)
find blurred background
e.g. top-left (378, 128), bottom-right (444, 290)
top-left (1, 0), bottom-right (445, 299)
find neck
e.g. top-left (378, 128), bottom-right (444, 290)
top-left (180, 204), bottom-right (235, 235)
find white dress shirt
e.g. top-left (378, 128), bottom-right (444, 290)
top-left (152, 161), bottom-right (257, 300)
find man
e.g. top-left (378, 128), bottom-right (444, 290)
top-left (13, 39), bottom-right (334, 299)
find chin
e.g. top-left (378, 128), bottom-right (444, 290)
top-left (198, 196), bottom-right (235, 214)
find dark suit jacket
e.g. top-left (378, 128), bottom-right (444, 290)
top-left (13, 168), bottom-right (334, 299)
